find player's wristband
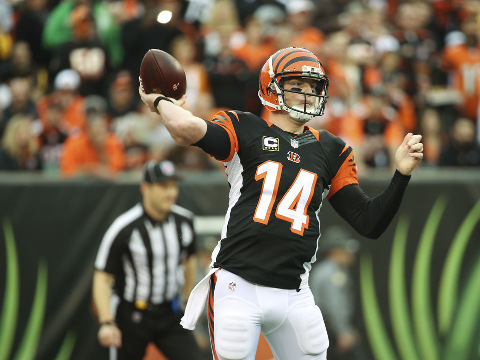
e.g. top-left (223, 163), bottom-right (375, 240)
top-left (99, 320), bottom-right (117, 327)
top-left (154, 96), bottom-right (173, 113)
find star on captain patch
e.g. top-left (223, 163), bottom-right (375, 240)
top-left (291, 138), bottom-right (299, 148)
top-left (228, 281), bottom-right (236, 292)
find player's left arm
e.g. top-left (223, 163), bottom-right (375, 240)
top-left (328, 133), bottom-right (423, 239)
top-left (329, 171), bottom-right (410, 239)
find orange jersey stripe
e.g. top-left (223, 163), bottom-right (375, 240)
top-left (307, 127), bottom-right (320, 141)
top-left (211, 110), bottom-right (240, 162)
top-left (327, 147), bottom-right (359, 199)
top-left (208, 273), bottom-right (219, 360)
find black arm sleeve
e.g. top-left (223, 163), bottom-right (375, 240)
top-left (192, 120), bottom-right (231, 160)
top-left (328, 170), bottom-right (411, 239)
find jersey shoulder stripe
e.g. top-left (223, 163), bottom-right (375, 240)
top-left (307, 126), bottom-right (320, 140)
top-left (210, 111), bottom-right (264, 161)
top-left (211, 110), bottom-right (240, 162)
top-left (319, 131), bottom-right (359, 198)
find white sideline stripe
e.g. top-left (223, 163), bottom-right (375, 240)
top-left (194, 216), bottom-right (224, 234)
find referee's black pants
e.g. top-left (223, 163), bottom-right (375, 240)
top-left (114, 300), bottom-right (203, 360)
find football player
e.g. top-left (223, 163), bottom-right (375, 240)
top-left (139, 47), bottom-right (423, 360)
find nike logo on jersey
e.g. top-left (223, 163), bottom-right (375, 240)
top-left (287, 151), bottom-right (300, 163)
top-left (263, 136), bottom-right (279, 151)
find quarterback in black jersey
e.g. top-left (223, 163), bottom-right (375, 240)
top-left (139, 47), bottom-right (423, 360)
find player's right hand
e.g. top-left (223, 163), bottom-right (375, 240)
top-left (138, 85), bottom-right (186, 112)
top-left (98, 323), bottom-right (122, 348)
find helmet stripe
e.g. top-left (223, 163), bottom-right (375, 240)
top-left (271, 48), bottom-right (305, 69)
top-left (273, 49), bottom-right (307, 73)
top-left (270, 48), bottom-right (300, 66)
top-left (273, 49), bottom-right (319, 74)
top-left (282, 56), bottom-right (321, 72)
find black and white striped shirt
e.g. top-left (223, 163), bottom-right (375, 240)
top-left (94, 203), bottom-right (196, 304)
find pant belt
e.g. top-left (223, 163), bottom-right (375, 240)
top-left (133, 300), bottom-right (171, 311)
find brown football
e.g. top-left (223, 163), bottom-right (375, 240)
top-left (139, 49), bottom-right (186, 100)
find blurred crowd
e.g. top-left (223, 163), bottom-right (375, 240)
top-left (1, 0), bottom-right (480, 179)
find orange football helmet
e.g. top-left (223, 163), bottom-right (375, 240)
top-left (258, 47), bottom-right (329, 121)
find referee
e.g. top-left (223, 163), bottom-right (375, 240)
top-left (92, 160), bottom-right (203, 360)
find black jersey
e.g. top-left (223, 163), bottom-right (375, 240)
top-left (204, 111), bottom-right (359, 290)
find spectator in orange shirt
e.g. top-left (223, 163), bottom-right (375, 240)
top-left (37, 69), bottom-right (87, 137)
top-left (232, 17), bottom-right (275, 74)
top-left (60, 95), bottom-right (125, 179)
top-left (231, 17), bottom-right (274, 116)
top-left (285, 0), bottom-right (325, 57)
top-left (337, 86), bottom-right (406, 173)
top-left (442, 15), bottom-right (480, 121)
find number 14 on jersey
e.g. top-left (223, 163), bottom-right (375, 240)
top-left (253, 160), bottom-right (317, 236)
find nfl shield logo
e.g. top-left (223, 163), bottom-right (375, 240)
top-left (291, 138), bottom-right (299, 148)
top-left (132, 311), bottom-right (143, 323)
top-left (228, 281), bottom-right (236, 292)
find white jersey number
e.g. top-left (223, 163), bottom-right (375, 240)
top-left (253, 161), bottom-right (317, 235)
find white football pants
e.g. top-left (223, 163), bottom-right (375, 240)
top-left (208, 269), bottom-right (329, 360)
